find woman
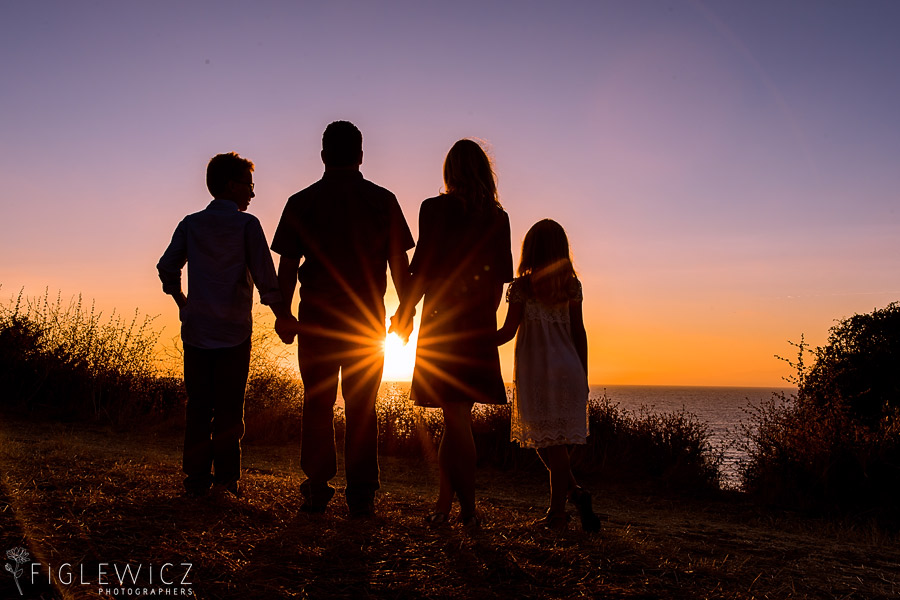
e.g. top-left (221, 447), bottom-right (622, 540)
top-left (392, 139), bottom-right (513, 526)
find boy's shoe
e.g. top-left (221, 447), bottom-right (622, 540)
top-left (570, 487), bottom-right (602, 533)
top-left (183, 475), bottom-right (212, 497)
top-left (213, 481), bottom-right (243, 498)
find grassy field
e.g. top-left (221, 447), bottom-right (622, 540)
top-left (1, 417), bottom-right (898, 599)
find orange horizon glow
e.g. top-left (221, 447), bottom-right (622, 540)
top-left (0, 279), bottom-right (832, 388)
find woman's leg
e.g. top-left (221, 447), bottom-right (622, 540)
top-left (433, 448), bottom-right (454, 516)
top-left (439, 402), bottom-right (477, 518)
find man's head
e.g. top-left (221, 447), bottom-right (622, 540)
top-left (207, 152), bottom-right (255, 211)
top-left (321, 121), bottom-right (363, 169)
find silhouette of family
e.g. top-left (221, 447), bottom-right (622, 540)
top-left (157, 121), bottom-right (601, 531)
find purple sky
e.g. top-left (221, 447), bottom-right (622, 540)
top-left (2, 1), bottom-right (899, 385)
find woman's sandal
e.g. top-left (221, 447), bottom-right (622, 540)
top-left (460, 513), bottom-right (482, 529)
top-left (534, 510), bottom-right (570, 531)
top-left (424, 511), bottom-right (449, 525)
top-left (570, 487), bottom-right (603, 533)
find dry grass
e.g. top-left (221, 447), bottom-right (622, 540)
top-left (1, 417), bottom-right (898, 600)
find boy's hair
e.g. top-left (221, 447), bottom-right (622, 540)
top-left (207, 152), bottom-right (254, 198)
top-left (322, 121), bottom-right (363, 168)
top-left (442, 139), bottom-right (502, 212)
top-left (518, 219), bottom-right (577, 305)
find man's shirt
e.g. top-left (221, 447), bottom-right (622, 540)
top-left (271, 170), bottom-right (414, 319)
top-left (157, 199), bottom-right (281, 349)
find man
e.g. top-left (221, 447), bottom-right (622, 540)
top-left (158, 152), bottom-right (288, 498)
top-left (272, 121), bottom-right (413, 517)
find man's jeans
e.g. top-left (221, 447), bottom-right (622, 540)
top-left (296, 311), bottom-right (383, 508)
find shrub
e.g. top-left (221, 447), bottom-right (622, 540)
top-left (0, 287), bottom-right (169, 422)
top-left (803, 302), bottom-right (900, 425)
top-left (242, 323), bottom-right (304, 444)
top-left (374, 387), bottom-right (721, 492)
top-left (575, 395), bottom-right (721, 491)
top-left (738, 328), bottom-right (900, 515)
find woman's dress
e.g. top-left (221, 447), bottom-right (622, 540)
top-left (408, 194), bottom-right (513, 407)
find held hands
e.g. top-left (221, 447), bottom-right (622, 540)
top-left (274, 315), bottom-right (301, 344)
top-left (388, 312), bottom-right (414, 344)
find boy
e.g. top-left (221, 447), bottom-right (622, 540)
top-left (158, 152), bottom-right (290, 497)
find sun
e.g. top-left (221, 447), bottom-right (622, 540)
top-left (382, 329), bottom-right (417, 381)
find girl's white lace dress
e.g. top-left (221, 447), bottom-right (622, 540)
top-left (508, 277), bottom-right (590, 448)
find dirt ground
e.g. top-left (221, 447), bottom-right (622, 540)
top-left (1, 418), bottom-right (898, 599)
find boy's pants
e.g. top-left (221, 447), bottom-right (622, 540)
top-left (182, 336), bottom-right (251, 493)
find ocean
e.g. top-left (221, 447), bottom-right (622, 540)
top-left (373, 382), bottom-right (794, 486)
top-left (590, 385), bottom-right (793, 485)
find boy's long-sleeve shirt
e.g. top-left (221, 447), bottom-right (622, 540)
top-left (157, 199), bottom-right (281, 349)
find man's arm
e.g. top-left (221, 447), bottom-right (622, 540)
top-left (388, 249), bottom-right (410, 305)
top-left (275, 255), bottom-right (301, 343)
top-left (390, 268), bottom-right (425, 342)
top-left (387, 248), bottom-right (414, 342)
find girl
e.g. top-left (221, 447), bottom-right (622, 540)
top-left (392, 139), bottom-right (513, 527)
top-left (497, 219), bottom-right (601, 531)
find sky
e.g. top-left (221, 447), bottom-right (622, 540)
top-left (1, 1), bottom-right (898, 386)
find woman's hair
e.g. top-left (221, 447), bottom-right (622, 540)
top-left (518, 219), bottom-right (577, 305)
top-left (442, 139), bottom-right (502, 212)
top-left (207, 152), bottom-right (254, 199)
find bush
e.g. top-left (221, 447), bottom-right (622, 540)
top-left (576, 395), bottom-right (721, 491)
top-left (242, 324), bottom-right (304, 444)
top-left (739, 324), bottom-right (900, 515)
top-left (803, 302), bottom-right (900, 424)
top-left (374, 387), bottom-right (721, 492)
top-left (0, 287), bottom-right (171, 422)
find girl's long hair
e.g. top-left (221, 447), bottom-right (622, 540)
top-left (442, 139), bottom-right (502, 212)
top-left (518, 219), bottom-right (578, 305)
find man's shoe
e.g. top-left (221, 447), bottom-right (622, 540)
top-left (299, 482), bottom-right (335, 514)
top-left (184, 485), bottom-right (210, 498)
top-left (348, 500), bottom-right (375, 519)
top-left (300, 499), bottom-right (329, 514)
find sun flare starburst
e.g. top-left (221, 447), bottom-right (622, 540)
top-left (382, 329), bottom-right (417, 382)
